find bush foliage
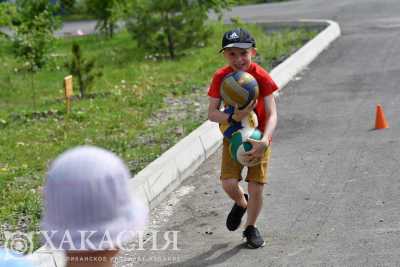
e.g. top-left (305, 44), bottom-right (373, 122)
top-left (65, 43), bottom-right (103, 98)
top-left (126, 0), bottom-right (231, 59)
top-left (11, 0), bottom-right (60, 71)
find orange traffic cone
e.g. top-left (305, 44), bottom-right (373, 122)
top-left (375, 104), bottom-right (389, 129)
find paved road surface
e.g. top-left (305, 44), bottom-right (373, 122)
top-left (116, 1), bottom-right (400, 266)
top-left (55, 20), bottom-right (97, 36)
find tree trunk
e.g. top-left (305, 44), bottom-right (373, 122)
top-left (103, 17), bottom-right (109, 38)
top-left (31, 71), bottom-right (36, 110)
top-left (165, 14), bottom-right (175, 59)
top-left (79, 74), bottom-right (84, 98)
top-left (109, 21), bottom-right (114, 38)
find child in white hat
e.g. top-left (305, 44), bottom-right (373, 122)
top-left (41, 146), bottom-right (148, 267)
top-left (0, 248), bottom-right (36, 267)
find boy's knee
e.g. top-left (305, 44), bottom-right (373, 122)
top-left (248, 181), bottom-right (264, 194)
top-left (221, 178), bottom-right (240, 190)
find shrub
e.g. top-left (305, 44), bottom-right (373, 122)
top-left (126, 0), bottom-right (231, 59)
top-left (11, 0), bottom-right (61, 70)
top-left (65, 43), bottom-right (103, 98)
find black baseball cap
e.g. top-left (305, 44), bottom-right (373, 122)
top-left (219, 28), bottom-right (256, 53)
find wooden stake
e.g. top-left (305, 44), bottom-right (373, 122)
top-left (64, 75), bottom-right (73, 113)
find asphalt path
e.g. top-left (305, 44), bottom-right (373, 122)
top-left (55, 20), bottom-right (97, 36)
top-left (114, 1), bottom-right (400, 266)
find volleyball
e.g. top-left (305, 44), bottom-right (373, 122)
top-left (229, 128), bottom-right (263, 167)
top-left (219, 106), bottom-right (258, 140)
top-left (220, 71), bottom-right (259, 109)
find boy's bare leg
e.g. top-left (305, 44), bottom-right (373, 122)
top-left (246, 181), bottom-right (264, 226)
top-left (221, 178), bottom-right (247, 208)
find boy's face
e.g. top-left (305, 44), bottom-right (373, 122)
top-left (223, 47), bottom-right (256, 71)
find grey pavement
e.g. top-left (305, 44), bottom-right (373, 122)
top-left (55, 20), bottom-right (97, 36)
top-left (0, 20), bottom-right (98, 37)
top-left (117, 0), bottom-right (400, 267)
top-left (55, 20), bottom-right (124, 36)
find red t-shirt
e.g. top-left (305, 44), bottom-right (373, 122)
top-left (208, 62), bottom-right (278, 133)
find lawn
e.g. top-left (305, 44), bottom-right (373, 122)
top-left (0, 22), bottom-right (317, 247)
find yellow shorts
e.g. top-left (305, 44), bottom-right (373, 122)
top-left (220, 138), bottom-right (271, 184)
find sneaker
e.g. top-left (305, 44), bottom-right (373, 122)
top-left (226, 193), bottom-right (248, 231)
top-left (243, 225), bottom-right (265, 248)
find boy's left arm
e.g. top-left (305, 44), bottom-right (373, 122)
top-left (246, 94), bottom-right (277, 161)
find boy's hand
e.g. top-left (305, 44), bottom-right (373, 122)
top-left (231, 100), bottom-right (257, 122)
top-left (242, 138), bottom-right (269, 164)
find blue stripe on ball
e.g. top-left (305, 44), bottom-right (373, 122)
top-left (223, 105), bottom-right (235, 114)
top-left (223, 123), bottom-right (242, 139)
top-left (232, 71), bottom-right (245, 81)
top-left (242, 142), bottom-right (253, 152)
top-left (250, 129), bottom-right (263, 140)
top-left (242, 79), bottom-right (258, 104)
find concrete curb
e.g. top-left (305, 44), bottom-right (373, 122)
top-left (128, 120), bottom-right (222, 209)
top-left (269, 20), bottom-right (341, 92)
top-left (27, 19), bottom-right (340, 267)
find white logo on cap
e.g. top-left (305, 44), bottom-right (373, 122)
top-left (228, 32), bottom-right (239, 40)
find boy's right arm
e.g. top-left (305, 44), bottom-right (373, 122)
top-left (208, 97), bottom-right (229, 123)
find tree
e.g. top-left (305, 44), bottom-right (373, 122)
top-left (60, 0), bottom-right (76, 15)
top-left (0, 2), bottom-right (16, 28)
top-left (86, 0), bottom-right (126, 38)
top-left (11, 0), bottom-right (60, 109)
top-left (65, 43), bottom-right (103, 98)
top-left (11, 0), bottom-right (60, 70)
top-left (126, 0), bottom-right (231, 60)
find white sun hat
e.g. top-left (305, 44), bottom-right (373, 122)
top-left (0, 249), bottom-right (35, 267)
top-left (41, 146), bottom-right (148, 250)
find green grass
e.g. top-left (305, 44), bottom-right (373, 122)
top-left (0, 22), bottom-right (317, 247)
